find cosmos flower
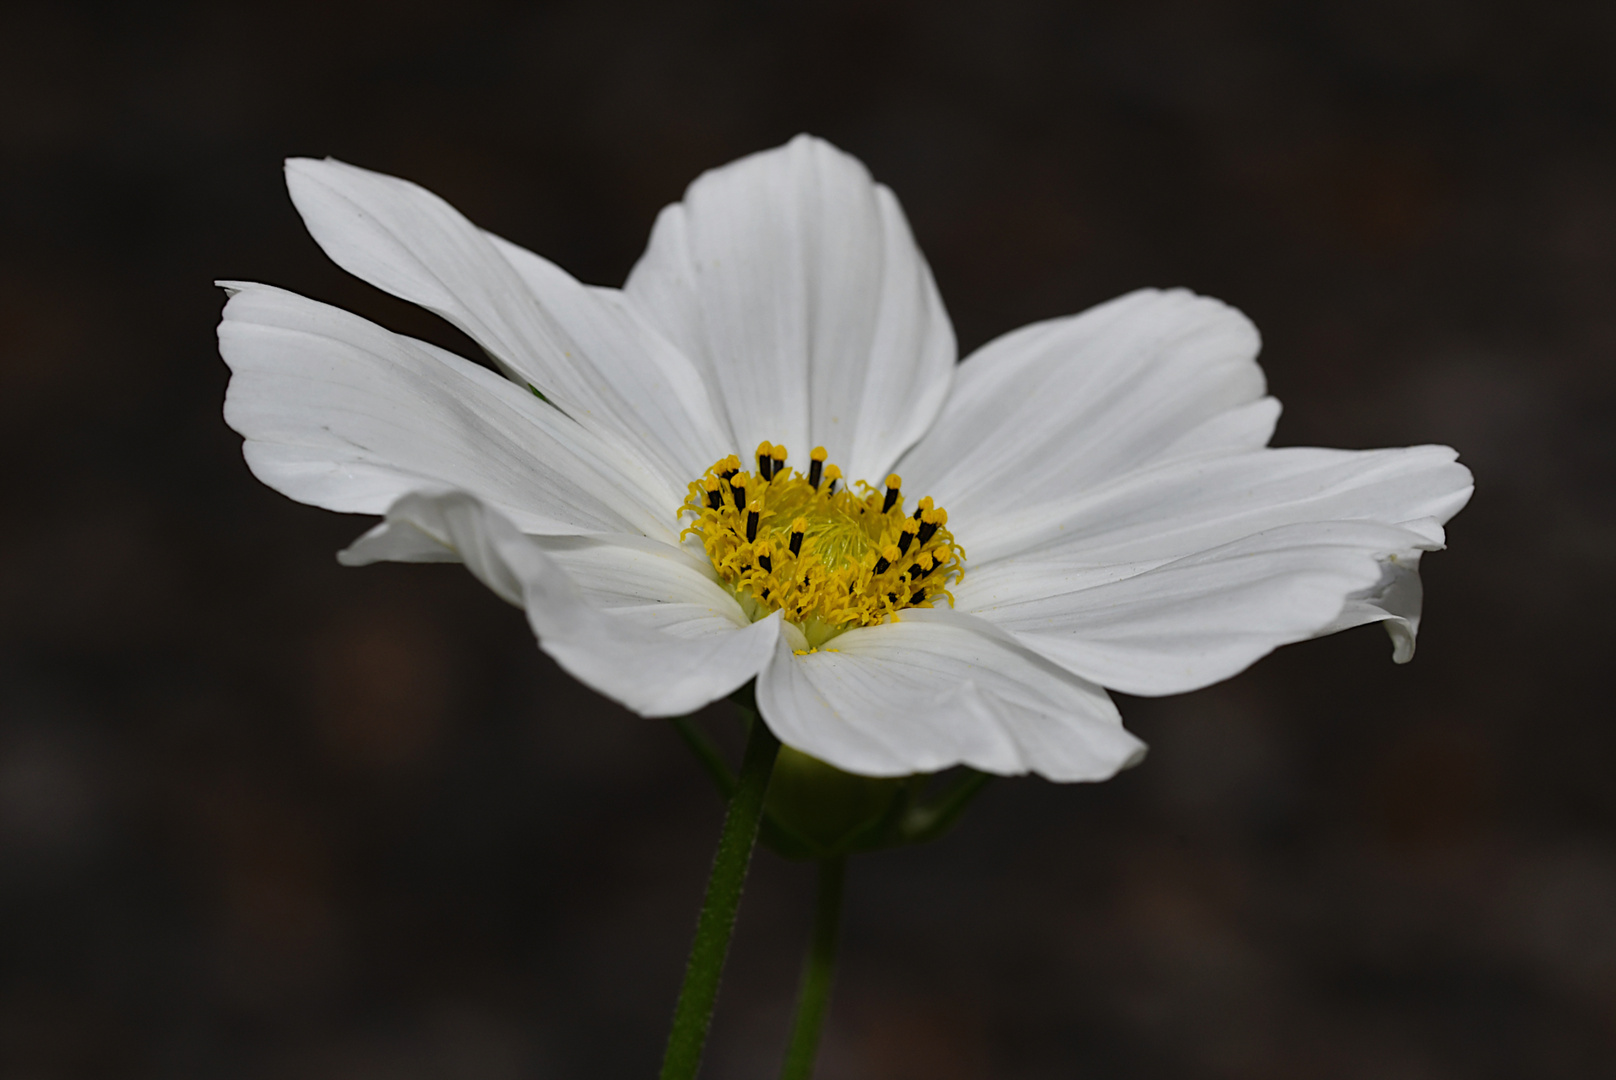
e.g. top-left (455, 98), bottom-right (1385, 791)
top-left (218, 135), bottom-right (1471, 783)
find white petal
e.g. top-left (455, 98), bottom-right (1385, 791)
top-left (970, 520), bottom-right (1437, 697)
top-left (958, 445), bottom-right (1471, 679)
top-left (958, 443), bottom-right (1473, 567)
top-left (1157, 396), bottom-right (1283, 461)
top-left (1314, 549), bottom-right (1427, 663)
top-left (218, 282), bottom-right (677, 540)
top-left (755, 608), bottom-right (1144, 782)
top-left (529, 534), bottom-right (755, 638)
top-left (899, 288), bottom-right (1268, 553)
top-left (340, 491), bottom-right (779, 716)
top-left (284, 157), bottom-right (731, 488)
top-left (624, 134), bottom-right (956, 482)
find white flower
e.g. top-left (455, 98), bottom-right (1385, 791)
top-left (218, 135), bottom-right (1472, 784)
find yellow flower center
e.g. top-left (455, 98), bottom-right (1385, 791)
top-left (681, 442), bottom-right (965, 649)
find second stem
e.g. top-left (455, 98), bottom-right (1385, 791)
top-left (779, 855), bottom-right (847, 1080)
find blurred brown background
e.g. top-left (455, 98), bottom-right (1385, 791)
top-left (3, 1), bottom-right (1614, 1077)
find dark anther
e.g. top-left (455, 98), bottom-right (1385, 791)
top-left (896, 531), bottom-right (913, 554)
top-left (909, 562), bottom-right (934, 579)
top-left (706, 489), bottom-right (722, 510)
top-left (808, 459), bottom-right (823, 489)
top-left (719, 468), bottom-right (737, 482)
top-left (887, 592), bottom-right (898, 604)
top-left (761, 588), bottom-right (770, 600)
top-left (873, 556), bottom-right (891, 575)
top-left (758, 554), bottom-right (773, 572)
top-left (917, 521), bottom-right (939, 545)
top-left (757, 452), bottom-right (772, 479)
top-left (746, 510), bottom-right (759, 543)
top-left (913, 506), bottom-right (925, 520)
top-left (883, 486), bottom-right (900, 514)
top-left (912, 589), bottom-right (925, 604)
top-left (789, 532), bottom-right (804, 556)
top-left (730, 477), bottom-right (747, 507)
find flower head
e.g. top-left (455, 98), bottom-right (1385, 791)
top-left (219, 135), bottom-right (1472, 783)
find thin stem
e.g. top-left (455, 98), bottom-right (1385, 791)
top-left (901, 768), bottom-right (994, 845)
top-left (779, 856), bottom-right (847, 1080)
top-left (660, 715), bottom-right (781, 1080)
top-left (671, 715), bottom-right (739, 799)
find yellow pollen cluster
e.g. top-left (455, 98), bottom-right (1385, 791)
top-left (682, 442), bottom-right (964, 644)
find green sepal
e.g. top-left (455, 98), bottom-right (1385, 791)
top-left (671, 688), bottom-right (993, 860)
top-left (763, 745), bottom-right (915, 858)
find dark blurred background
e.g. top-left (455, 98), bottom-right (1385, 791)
top-left (3, 1), bottom-right (1614, 1077)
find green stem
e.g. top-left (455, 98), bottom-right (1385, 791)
top-left (779, 856), bottom-right (847, 1080)
top-left (671, 715), bottom-right (739, 798)
top-left (660, 715), bottom-right (781, 1080)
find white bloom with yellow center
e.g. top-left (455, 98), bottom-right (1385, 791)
top-left (218, 136), bottom-right (1472, 783)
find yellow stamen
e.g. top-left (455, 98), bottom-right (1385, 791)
top-left (680, 444), bottom-right (964, 645)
